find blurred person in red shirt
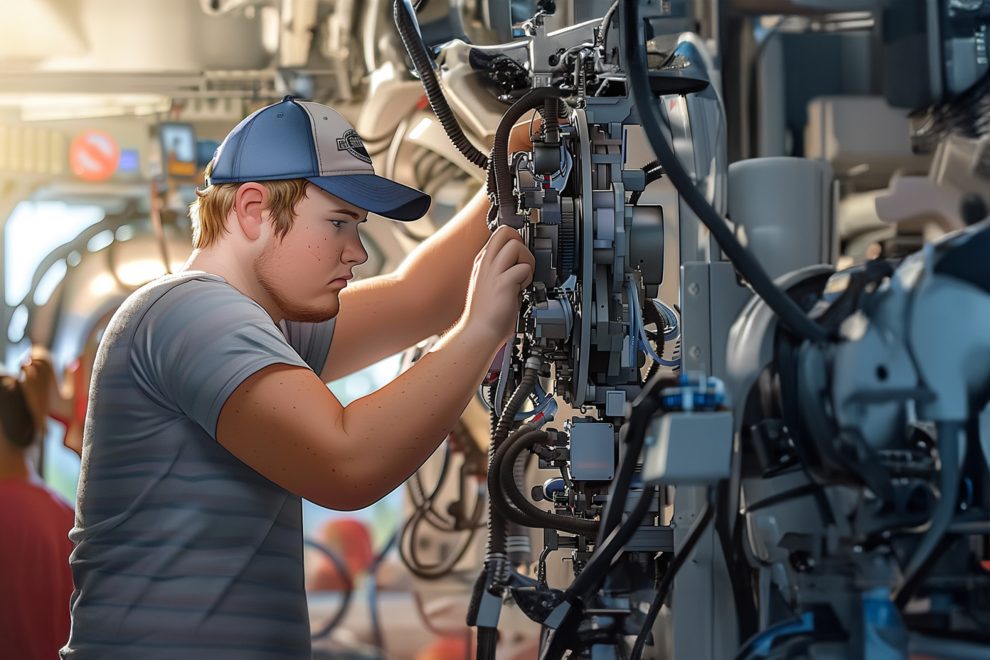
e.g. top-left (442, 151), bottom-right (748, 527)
top-left (0, 349), bottom-right (75, 660)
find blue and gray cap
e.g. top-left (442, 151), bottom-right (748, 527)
top-left (207, 96), bottom-right (431, 221)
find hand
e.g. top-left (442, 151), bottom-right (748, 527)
top-left (462, 226), bottom-right (536, 345)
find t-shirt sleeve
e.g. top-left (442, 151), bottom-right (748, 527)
top-left (279, 318), bottom-right (335, 375)
top-left (129, 279), bottom-right (313, 438)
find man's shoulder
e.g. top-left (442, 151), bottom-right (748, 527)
top-left (110, 271), bottom-right (258, 336)
top-left (123, 271), bottom-right (229, 313)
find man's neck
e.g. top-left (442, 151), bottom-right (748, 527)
top-left (184, 249), bottom-right (283, 323)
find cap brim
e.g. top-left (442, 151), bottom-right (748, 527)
top-left (307, 174), bottom-right (431, 221)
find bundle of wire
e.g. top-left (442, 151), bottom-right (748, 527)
top-left (399, 438), bottom-right (486, 580)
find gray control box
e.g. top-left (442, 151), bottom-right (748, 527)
top-left (569, 422), bottom-right (615, 481)
top-left (642, 411), bottom-right (733, 485)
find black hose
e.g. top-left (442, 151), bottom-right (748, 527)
top-left (472, 359), bottom-right (540, 659)
top-left (477, 627), bottom-right (499, 659)
top-left (543, 97), bottom-right (560, 140)
top-left (565, 485), bottom-right (656, 600)
top-left (895, 421), bottom-right (964, 607)
top-left (304, 538), bottom-right (354, 641)
top-left (491, 88), bottom-right (566, 227)
top-left (620, 0), bottom-right (829, 344)
top-left (486, 368), bottom-right (538, 560)
top-left (507, 446), bottom-right (533, 565)
top-left (407, 438), bottom-right (457, 530)
top-left (596, 378), bottom-right (669, 545)
top-left (630, 490), bottom-right (715, 660)
top-left (491, 428), bottom-right (600, 536)
top-left (367, 531), bottom-right (398, 655)
top-left (393, 0), bottom-right (489, 169)
top-left (715, 480), bottom-right (758, 640)
top-left (399, 498), bottom-right (482, 579)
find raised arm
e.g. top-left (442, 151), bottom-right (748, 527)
top-left (321, 117), bottom-right (541, 382)
top-left (320, 188), bottom-right (490, 382)
top-left (217, 227), bottom-right (534, 509)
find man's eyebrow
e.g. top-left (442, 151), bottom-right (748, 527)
top-left (330, 208), bottom-right (366, 221)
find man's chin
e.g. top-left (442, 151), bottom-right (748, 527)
top-left (285, 306), bottom-right (338, 324)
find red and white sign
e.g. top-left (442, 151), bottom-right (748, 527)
top-left (69, 130), bottom-right (120, 181)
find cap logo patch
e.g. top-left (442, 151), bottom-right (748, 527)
top-left (336, 129), bottom-right (371, 164)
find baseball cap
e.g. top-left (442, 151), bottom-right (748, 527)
top-left (207, 96), bottom-right (431, 221)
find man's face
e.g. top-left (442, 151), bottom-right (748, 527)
top-left (254, 185), bottom-right (369, 323)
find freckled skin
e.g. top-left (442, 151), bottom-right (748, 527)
top-left (213, 179), bottom-right (536, 511)
top-left (255, 187), bottom-right (369, 324)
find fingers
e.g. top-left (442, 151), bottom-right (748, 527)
top-left (490, 237), bottom-right (533, 275)
top-left (478, 226), bottom-right (523, 271)
top-left (485, 225), bottom-right (522, 254)
top-left (503, 262), bottom-right (535, 291)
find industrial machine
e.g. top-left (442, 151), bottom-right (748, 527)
top-left (3, 0), bottom-right (988, 658)
top-left (390, 0), bottom-right (990, 658)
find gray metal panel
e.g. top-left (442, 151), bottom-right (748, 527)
top-left (709, 262), bottom-right (751, 382)
top-left (605, 389), bottom-right (626, 417)
top-left (680, 262), bottom-right (712, 375)
top-left (642, 411), bottom-right (733, 485)
top-left (669, 486), bottom-right (719, 660)
top-left (570, 422), bottom-right (615, 481)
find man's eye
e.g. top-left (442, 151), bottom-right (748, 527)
top-left (330, 220), bottom-right (345, 228)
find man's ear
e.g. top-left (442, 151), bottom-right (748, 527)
top-left (233, 183), bottom-right (269, 241)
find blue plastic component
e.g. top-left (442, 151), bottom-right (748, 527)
top-left (862, 587), bottom-right (908, 657)
top-left (658, 374), bottom-right (726, 412)
top-left (737, 612), bottom-right (815, 659)
top-left (543, 478), bottom-right (566, 499)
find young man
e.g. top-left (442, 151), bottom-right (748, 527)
top-left (61, 96), bottom-right (534, 658)
top-left (0, 351), bottom-right (75, 660)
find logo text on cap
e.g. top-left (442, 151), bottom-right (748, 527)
top-left (336, 129), bottom-right (372, 164)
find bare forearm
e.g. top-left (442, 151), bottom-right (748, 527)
top-left (396, 186), bottom-right (491, 333)
top-left (338, 321), bottom-right (497, 506)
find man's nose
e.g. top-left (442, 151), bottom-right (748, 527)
top-left (344, 236), bottom-right (369, 266)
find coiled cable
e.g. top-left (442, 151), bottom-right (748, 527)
top-left (400, 440), bottom-right (485, 580)
top-left (490, 88), bottom-right (566, 227)
top-left (490, 428), bottom-right (599, 536)
top-left (305, 538), bottom-right (354, 641)
top-left (393, 0), bottom-right (489, 169)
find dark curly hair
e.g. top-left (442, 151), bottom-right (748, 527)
top-left (0, 375), bottom-right (36, 448)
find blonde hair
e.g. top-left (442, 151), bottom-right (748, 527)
top-left (189, 160), bottom-right (310, 249)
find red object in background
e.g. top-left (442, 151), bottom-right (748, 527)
top-left (49, 357), bottom-right (87, 430)
top-left (69, 130), bottom-right (120, 182)
top-left (0, 477), bottom-right (75, 660)
top-left (307, 518), bottom-right (374, 592)
top-left (414, 635), bottom-right (472, 660)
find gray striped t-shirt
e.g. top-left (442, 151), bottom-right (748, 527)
top-left (61, 271), bottom-right (335, 659)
